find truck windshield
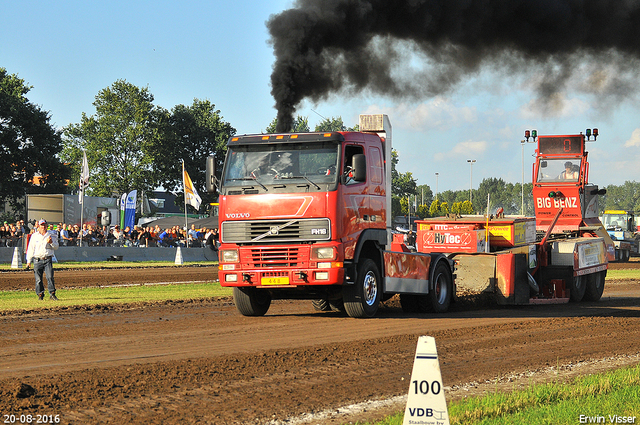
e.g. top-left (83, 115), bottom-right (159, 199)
top-left (537, 158), bottom-right (582, 183)
top-left (223, 141), bottom-right (339, 192)
top-left (602, 213), bottom-right (631, 230)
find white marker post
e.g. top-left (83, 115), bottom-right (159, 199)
top-left (402, 336), bottom-right (449, 425)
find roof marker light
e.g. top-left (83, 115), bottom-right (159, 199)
top-left (525, 129), bottom-right (538, 142)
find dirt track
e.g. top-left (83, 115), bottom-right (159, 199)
top-left (1, 263), bottom-right (640, 424)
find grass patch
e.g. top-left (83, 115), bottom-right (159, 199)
top-left (0, 282), bottom-right (232, 312)
top-left (0, 260), bottom-right (213, 270)
top-left (606, 268), bottom-right (640, 281)
top-left (447, 364), bottom-right (640, 424)
top-left (358, 365), bottom-right (640, 425)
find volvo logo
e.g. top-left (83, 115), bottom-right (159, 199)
top-left (269, 226), bottom-right (279, 235)
top-left (226, 213), bottom-right (250, 218)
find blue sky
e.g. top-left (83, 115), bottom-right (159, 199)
top-left (3, 0), bottom-right (639, 195)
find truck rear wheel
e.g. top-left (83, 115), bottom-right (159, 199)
top-left (622, 250), bottom-right (631, 262)
top-left (569, 275), bottom-right (586, 302)
top-left (428, 261), bottom-right (453, 313)
top-left (233, 287), bottom-right (271, 316)
top-left (583, 270), bottom-right (606, 302)
top-left (343, 258), bottom-right (381, 318)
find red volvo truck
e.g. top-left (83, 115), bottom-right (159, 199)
top-left (208, 116), bottom-right (609, 317)
top-left (210, 114), bottom-right (454, 317)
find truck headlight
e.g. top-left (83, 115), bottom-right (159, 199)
top-left (312, 246), bottom-right (336, 260)
top-left (221, 249), bottom-right (239, 263)
top-left (315, 271), bottom-right (330, 280)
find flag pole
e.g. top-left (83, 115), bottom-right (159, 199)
top-left (79, 150), bottom-right (86, 247)
top-left (183, 160), bottom-right (189, 248)
top-left (79, 184), bottom-right (84, 247)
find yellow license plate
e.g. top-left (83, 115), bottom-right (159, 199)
top-left (261, 276), bottom-right (290, 286)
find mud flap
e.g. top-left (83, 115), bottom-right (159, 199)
top-left (495, 253), bottom-right (529, 305)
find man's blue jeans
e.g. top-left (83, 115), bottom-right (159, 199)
top-left (34, 257), bottom-right (56, 295)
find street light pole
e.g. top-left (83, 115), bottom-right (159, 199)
top-left (467, 159), bottom-right (476, 203)
top-left (435, 172), bottom-right (439, 201)
top-left (521, 140), bottom-right (525, 215)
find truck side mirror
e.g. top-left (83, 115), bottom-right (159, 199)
top-left (206, 155), bottom-right (216, 193)
top-left (352, 154), bottom-right (366, 182)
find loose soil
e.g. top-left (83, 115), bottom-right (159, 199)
top-left (1, 262), bottom-right (639, 424)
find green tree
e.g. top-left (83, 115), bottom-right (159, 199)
top-left (416, 184), bottom-right (434, 208)
top-left (265, 116), bottom-right (309, 133)
top-left (392, 150), bottom-right (418, 218)
top-left (474, 178), bottom-right (518, 215)
top-left (0, 68), bottom-right (69, 211)
top-left (460, 200), bottom-right (474, 214)
top-left (391, 149), bottom-right (418, 217)
top-left (440, 201), bottom-right (450, 215)
top-left (313, 116), bottom-right (360, 131)
top-left (511, 182), bottom-right (534, 216)
top-left (451, 202), bottom-right (461, 214)
top-left (416, 204), bottom-right (430, 218)
top-left (155, 99), bottom-right (236, 212)
top-left (429, 199), bottom-right (441, 217)
top-left (604, 181), bottom-right (640, 212)
top-left (315, 116), bottom-right (346, 132)
top-left (439, 189), bottom-right (467, 207)
top-left (62, 80), bottom-right (163, 197)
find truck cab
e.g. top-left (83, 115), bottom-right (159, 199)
top-left (213, 115), bottom-right (395, 317)
top-left (601, 210), bottom-right (638, 261)
top-left (530, 130), bottom-right (615, 260)
top-left (531, 131), bottom-right (605, 233)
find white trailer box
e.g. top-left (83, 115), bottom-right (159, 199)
top-left (27, 194), bottom-right (119, 227)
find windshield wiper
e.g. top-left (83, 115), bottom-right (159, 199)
top-left (251, 175), bottom-right (268, 191)
top-left (290, 175), bottom-right (321, 190)
top-left (228, 177), bottom-right (267, 191)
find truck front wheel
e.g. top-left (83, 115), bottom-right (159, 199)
top-left (344, 258), bottom-right (381, 318)
top-left (233, 287), bottom-right (271, 316)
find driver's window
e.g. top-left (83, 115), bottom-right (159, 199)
top-left (343, 145), bottom-right (364, 185)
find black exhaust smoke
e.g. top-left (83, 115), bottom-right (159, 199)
top-left (268, 0), bottom-right (640, 132)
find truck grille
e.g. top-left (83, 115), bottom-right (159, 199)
top-left (221, 218), bottom-right (330, 243)
top-left (245, 247), bottom-right (305, 268)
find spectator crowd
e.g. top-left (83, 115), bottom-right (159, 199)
top-left (1, 220), bottom-right (219, 250)
top-left (0, 220), bottom-right (29, 248)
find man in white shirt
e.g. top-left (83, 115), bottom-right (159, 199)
top-left (25, 219), bottom-right (60, 300)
